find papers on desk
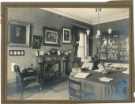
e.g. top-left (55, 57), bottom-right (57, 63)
top-left (94, 68), bottom-right (104, 73)
top-left (122, 70), bottom-right (129, 74)
top-left (74, 72), bottom-right (90, 79)
top-left (99, 77), bottom-right (113, 82)
top-left (94, 64), bottom-right (104, 72)
top-left (81, 62), bottom-right (93, 70)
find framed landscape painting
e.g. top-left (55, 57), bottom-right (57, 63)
top-left (43, 27), bottom-right (59, 45)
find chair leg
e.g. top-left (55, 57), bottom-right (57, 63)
top-left (39, 87), bottom-right (42, 91)
top-left (16, 82), bottom-right (24, 99)
top-left (20, 85), bottom-right (24, 99)
top-left (39, 79), bottom-right (44, 90)
top-left (16, 75), bottom-right (24, 99)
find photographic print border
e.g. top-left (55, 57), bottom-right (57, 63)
top-left (1, 1), bottom-right (134, 104)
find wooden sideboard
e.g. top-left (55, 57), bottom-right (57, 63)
top-left (37, 54), bottom-right (71, 87)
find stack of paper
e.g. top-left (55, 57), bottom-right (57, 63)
top-left (74, 72), bottom-right (90, 79)
top-left (94, 68), bottom-right (104, 73)
top-left (122, 70), bottom-right (129, 74)
top-left (99, 77), bottom-right (113, 82)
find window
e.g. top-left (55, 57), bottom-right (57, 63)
top-left (77, 32), bottom-right (87, 58)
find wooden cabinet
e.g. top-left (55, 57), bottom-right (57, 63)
top-left (38, 54), bottom-right (71, 86)
top-left (97, 31), bottom-right (128, 62)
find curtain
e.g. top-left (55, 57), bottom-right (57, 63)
top-left (77, 32), bottom-right (87, 58)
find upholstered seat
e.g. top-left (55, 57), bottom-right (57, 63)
top-left (14, 65), bottom-right (41, 97)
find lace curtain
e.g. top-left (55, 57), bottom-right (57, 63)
top-left (77, 32), bottom-right (87, 58)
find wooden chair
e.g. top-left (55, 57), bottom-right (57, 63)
top-left (14, 65), bottom-right (41, 97)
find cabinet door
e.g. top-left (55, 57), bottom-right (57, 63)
top-left (81, 82), bottom-right (96, 100)
top-left (68, 79), bottom-right (81, 100)
top-left (111, 79), bottom-right (128, 100)
top-left (81, 81), bottom-right (107, 100)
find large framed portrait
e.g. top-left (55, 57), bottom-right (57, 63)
top-left (43, 27), bottom-right (59, 45)
top-left (62, 28), bottom-right (71, 43)
top-left (8, 21), bottom-right (31, 47)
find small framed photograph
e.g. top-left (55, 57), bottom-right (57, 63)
top-left (8, 21), bottom-right (31, 47)
top-left (63, 28), bottom-right (71, 43)
top-left (43, 27), bottom-right (59, 45)
top-left (32, 35), bottom-right (42, 49)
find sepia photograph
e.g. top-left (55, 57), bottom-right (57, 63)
top-left (1, 0), bottom-right (134, 103)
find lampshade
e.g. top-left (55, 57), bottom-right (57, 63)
top-left (96, 29), bottom-right (101, 38)
top-left (86, 29), bottom-right (90, 35)
top-left (108, 39), bottom-right (112, 46)
top-left (108, 28), bottom-right (112, 34)
top-left (103, 39), bottom-right (107, 46)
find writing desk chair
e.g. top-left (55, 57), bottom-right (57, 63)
top-left (14, 65), bottom-right (41, 98)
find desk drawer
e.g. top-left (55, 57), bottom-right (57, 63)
top-left (81, 92), bottom-right (96, 100)
top-left (82, 81), bottom-right (96, 93)
top-left (69, 82), bottom-right (81, 90)
top-left (69, 88), bottom-right (81, 98)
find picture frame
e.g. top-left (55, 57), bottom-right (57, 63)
top-left (43, 27), bottom-right (59, 46)
top-left (32, 35), bottom-right (42, 49)
top-left (8, 21), bottom-right (31, 47)
top-left (63, 28), bottom-right (71, 43)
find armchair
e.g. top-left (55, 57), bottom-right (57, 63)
top-left (14, 65), bottom-right (41, 97)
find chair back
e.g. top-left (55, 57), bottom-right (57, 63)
top-left (14, 65), bottom-right (21, 74)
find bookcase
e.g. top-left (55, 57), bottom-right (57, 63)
top-left (97, 31), bottom-right (128, 63)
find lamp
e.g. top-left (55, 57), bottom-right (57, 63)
top-left (96, 29), bottom-right (101, 38)
top-left (95, 9), bottom-right (113, 38)
top-left (95, 8), bottom-right (102, 38)
top-left (103, 39), bottom-right (107, 47)
top-left (108, 28), bottom-right (112, 34)
top-left (86, 29), bottom-right (90, 36)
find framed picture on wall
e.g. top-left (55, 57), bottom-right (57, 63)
top-left (62, 28), bottom-right (71, 43)
top-left (43, 27), bottom-right (59, 45)
top-left (32, 35), bottom-right (42, 49)
top-left (8, 21), bottom-right (31, 47)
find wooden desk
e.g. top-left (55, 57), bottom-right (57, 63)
top-left (69, 71), bottom-right (128, 101)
